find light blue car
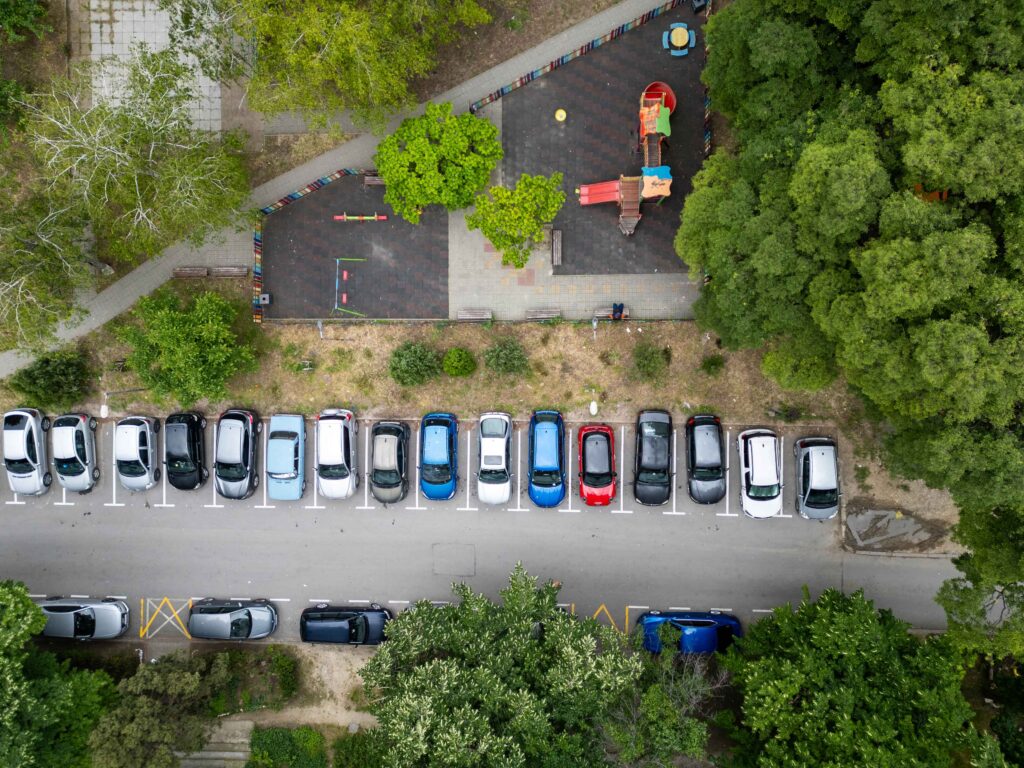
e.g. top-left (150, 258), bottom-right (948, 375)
top-left (420, 413), bottom-right (458, 501)
top-left (266, 414), bottom-right (305, 501)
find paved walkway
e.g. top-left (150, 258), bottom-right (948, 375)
top-left (0, 0), bottom-right (698, 377)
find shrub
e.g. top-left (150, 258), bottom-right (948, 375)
top-left (267, 646), bottom-right (299, 700)
top-left (333, 730), bottom-right (386, 767)
top-left (699, 354), bottom-right (725, 377)
top-left (8, 348), bottom-right (92, 410)
top-left (249, 726), bottom-right (327, 768)
top-left (633, 341), bottom-right (670, 380)
top-left (388, 341), bottom-right (441, 386)
top-left (443, 347), bottom-right (477, 377)
top-left (484, 336), bottom-right (529, 375)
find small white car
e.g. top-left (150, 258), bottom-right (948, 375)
top-left (315, 409), bottom-right (358, 499)
top-left (114, 416), bottom-right (160, 492)
top-left (737, 428), bottom-right (782, 519)
top-left (477, 412), bottom-right (512, 506)
top-left (3, 408), bottom-right (51, 496)
top-left (52, 413), bottom-right (99, 493)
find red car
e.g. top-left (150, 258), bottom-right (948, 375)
top-left (578, 424), bottom-right (616, 506)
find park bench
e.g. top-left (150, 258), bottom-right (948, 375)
top-left (594, 306), bottom-right (631, 321)
top-left (209, 266), bottom-right (249, 278)
top-left (457, 308), bottom-right (493, 322)
top-left (525, 308), bottom-right (562, 322)
top-left (550, 229), bottom-right (562, 268)
top-left (363, 172), bottom-right (386, 188)
top-left (172, 266), bottom-right (209, 278)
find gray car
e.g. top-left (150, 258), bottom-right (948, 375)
top-left (215, 409), bottom-right (261, 500)
top-left (38, 597), bottom-right (129, 640)
top-left (52, 413), bottom-right (99, 493)
top-left (370, 421), bottom-right (410, 504)
top-left (187, 598), bottom-right (278, 640)
top-left (3, 408), bottom-right (51, 496)
top-left (685, 414), bottom-right (726, 504)
top-left (114, 416), bottom-right (160, 491)
top-left (794, 437), bottom-right (840, 520)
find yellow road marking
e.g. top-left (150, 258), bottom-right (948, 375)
top-left (591, 603), bottom-right (619, 632)
top-left (140, 597), bottom-right (192, 639)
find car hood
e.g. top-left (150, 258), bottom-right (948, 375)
top-left (93, 604), bottom-right (127, 639)
top-left (478, 478), bottom-right (511, 505)
top-left (581, 479), bottom-right (615, 506)
top-left (120, 473), bottom-right (153, 491)
top-left (743, 495), bottom-right (781, 519)
top-left (689, 477), bottom-right (726, 504)
top-left (268, 475), bottom-right (302, 501)
top-left (249, 607), bottom-right (277, 638)
top-left (422, 476), bottom-right (455, 501)
top-left (9, 471), bottom-right (44, 495)
top-left (216, 476), bottom-right (251, 499)
top-left (529, 481), bottom-right (564, 508)
top-left (168, 468), bottom-right (201, 490)
top-left (372, 482), bottom-right (403, 504)
top-left (800, 502), bottom-right (838, 521)
top-left (318, 474), bottom-right (356, 499)
top-left (635, 479), bottom-right (670, 506)
top-left (58, 471), bottom-right (92, 493)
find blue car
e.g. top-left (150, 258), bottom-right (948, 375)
top-left (636, 611), bottom-right (742, 654)
top-left (266, 414), bottom-right (306, 501)
top-left (528, 410), bottom-right (565, 507)
top-left (420, 413), bottom-right (458, 500)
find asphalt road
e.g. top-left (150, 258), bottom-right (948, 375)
top-left (0, 417), bottom-right (955, 645)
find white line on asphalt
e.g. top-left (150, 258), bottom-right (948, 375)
top-left (154, 445), bottom-right (173, 507)
top-left (668, 607), bottom-right (691, 611)
top-left (349, 599), bottom-right (370, 604)
top-left (388, 600), bottom-right (410, 605)
top-left (205, 423), bottom-right (224, 508)
top-left (28, 594), bottom-right (46, 598)
top-left (430, 600), bottom-right (450, 606)
top-left (254, 426), bottom-right (275, 509)
top-left (405, 427), bottom-right (426, 510)
top-left (229, 597), bottom-right (250, 601)
top-left (106, 595), bottom-right (128, 600)
top-left (269, 598), bottom-right (291, 602)
top-left (458, 427), bottom-right (477, 511)
top-left (627, 605), bottom-right (649, 610)
top-left (70, 594), bottom-right (89, 598)
top-left (5, 493), bottom-right (25, 505)
top-left (308, 598), bottom-right (331, 603)
top-left (777, 436), bottom-right (791, 517)
top-left (508, 428), bottom-right (528, 511)
top-left (356, 426), bottom-right (375, 510)
top-left (614, 425), bottom-right (633, 514)
top-left (104, 429), bottom-right (124, 507)
top-left (717, 429), bottom-right (737, 517)
top-left (710, 608), bottom-right (733, 612)
top-left (752, 609), bottom-right (773, 613)
top-left (54, 487), bottom-right (73, 507)
top-left (305, 461), bottom-right (324, 509)
top-left (558, 427), bottom-right (577, 513)
top-left (190, 596), bottom-right (206, 601)
top-left (671, 428), bottom-right (680, 514)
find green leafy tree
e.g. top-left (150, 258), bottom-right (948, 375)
top-left (466, 173), bottom-right (565, 268)
top-left (0, 0), bottom-right (48, 43)
top-left (483, 336), bottom-right (529, 375)
top-left (8, 347), bottom-right (93, 409)
top-left (375, 102), bottom-right (503, 224)
top-left (119, 289), bottom-right (256, 405)
top-left (442, 347), bottom-right (476, 377)
top-left (361, 564), bottom-right (642, 767)
top-left (722, 588), bottom-right (973, 768)
top-left (388, 341), bottom-right (441, 386)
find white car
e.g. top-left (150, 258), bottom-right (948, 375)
top-left (737, 428), bottom-right (782, 519)
top-left (114, 416), bottom-right (160, 492)
top-left (477, 412), bottom-right (512, 506)
top-left (3, 408), bottom-right (51, 496)
top-left (315, 409), bottom-right (358, 499)
top-left (52, 413), bottom-right (100, 493)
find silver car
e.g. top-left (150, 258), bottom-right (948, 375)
top-left (38, 597), bottom-right (129, 640)
top-left (187, 598), bottom-right (278, 640)
top-left (477, 412), bottom-right (512, 506)
top-left (794, 437), bottom-right (840, 520)
top-left (315, 408), bottom-right (358, 499)
top-left (3, 408), bottom-right (51, 496)
top-left (52, 413), bottom-right (99, 493)
top-left (114, 416), bottom-right (160, 492)
top-left (370, 421), bottom-right (410, 504)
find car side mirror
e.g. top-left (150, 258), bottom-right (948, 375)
top-left (612, 472), bottom-right (617, 478)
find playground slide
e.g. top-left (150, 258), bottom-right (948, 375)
top-left (578, 179), bottom-right (621, 206)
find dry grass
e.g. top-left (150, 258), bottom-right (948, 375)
top-left (244, 132), bottom-right (355, 188)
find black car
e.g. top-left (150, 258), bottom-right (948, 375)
top-left (164, 412), bottom-right (207, 490)
top-left (685, 414), bottom-right (726, 504)
top-left (300, 603), bottom-right (392, 645)
top-left (634, 410), bottom-right (673, 506)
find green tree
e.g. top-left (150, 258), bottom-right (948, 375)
top-left (8, 347), bottom-right (93, 409)
top-left (442, 347), bottom-right (476, 377)
top-left (375, 102), bottom-right (503, 224)
top-left (0, 0), bottom-right (49, 43)
top-left (388, 341), bottom-right (441, 386)
top-left (466, 173), bottom-right (565, 268)
top-left (483, 336), bottom-right (529, 375)
top-left (119, 289), bottom-right (256, 405)
top-left (360, 564), bottom-right (641, 767)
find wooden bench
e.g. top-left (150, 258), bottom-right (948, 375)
top-left (363, 173), bottom-right (386, 188)
top-left (172, 266), bottom-right (208, 278)
top-left (526, 308), bottom-right (562, 322)
top-left (456, 308), bottom-right (493, 322)
top-left (550, 229), bottom-right (562, 268)
top-left (594, 306), bottom-right (630, 321)
top-left (209, 266), bottom-right (249, 278)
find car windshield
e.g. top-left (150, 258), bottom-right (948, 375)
top-left (584, 470), bottom-right (612, 487)
top-left (117, 459), bottom-right (146, 477)
top-left (373, 468), bottom-right (400, 487)
top-left (479, 468), bottom-right (509, 483)
top-left (216, 461), bottom-right (247, 481)
top-left (422, 463), bottom-right (451, 484)
top-left (319, 463), bottom-right (350, 480)
top-left (692, 467), bottom-right (722, 481)
top-left (532, 469), bottom-right (561, 487)
top-left (230, 611), bottom-right (252, 639)
top-left (806, 487), bottom-right (839, 507)
top-left (636, 468), bottom-right (667, 484)
top-left (350, 615), bottom-right (367, 643)
top-left (748, 482), bottom-right (780, 499)
top-left (167, 455), bottom-right (195, 473)
top-left (55, 456), bottom-right (85, 476)
top-left (642, 420), bottom-right (670, 438)
top-left (5, 457), bottom-right (33, 474)
top-left (74, 609), bottom-right (95, 638)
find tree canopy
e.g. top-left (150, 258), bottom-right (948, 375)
top-left (467, 173), bottom-right (566, 269)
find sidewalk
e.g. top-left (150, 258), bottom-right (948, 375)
top-left (0, 0), bottom-right (696, 377)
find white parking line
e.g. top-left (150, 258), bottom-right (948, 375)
top-left (710, 607), bottom-right (733, 612)
top-left (777, 436), bottom-right (792, 518)
top-left (667, 428), bottom-right (682, 514)
top-left (717, 429), bottom-right (737, 517)
top-left (229, 597), bottom-right (251, 601)
top-left (190, 596), bottom-right (206, 601)
top-left (254, 425), bottom-right (275, 509)
top-left (388, 600), bottom-right (410, 605)
top-left (205, 422), bottom-right (224, 508)
top-left (405, 427), bottom-right (426, 510)
top-left (627, 604), bottom-right (649, 610)
top-left (349, 599), bottom-right (370, 604)
top-left (70, 594), bottom-right (89, 598)
top-left (308, 598), bottom-right (331, 603)
top-left (106, 595), bottom-right (128, 600)
top-left (458, 427), bottom-right (477, 511)
top-left (29, 594), bottom-right (46, 598)
top-left (104, 428), bottom-right (124, 507)
top-left (154, 440), bottom-right (173, 508)
top-left (5, 493), bottom-right (25, 505)
top-left (54, 487), bottom-right (74, 507)
top-left (668, 606), bottom-right (691, 611)
top-left (752, 608), bottom-right (774, 613)
top-left (269, 598), bottom-right (291, 602)
top-left (356, 426), bottom-right (375, 510)
top-left (305, 460), bottom-right (324, 509)
top-left (558, 427), bottom-right (577, 513)
top-left (508, 429), bottom-right (528, 511)
top-left (612, 425), bottom-right (633, 514)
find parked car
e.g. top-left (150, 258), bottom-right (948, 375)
top-left (52, 413), bottom-right (99, 493)
top-left (3, 408), bottom-right (51, 496)
top-left (636, 610), bottom-right (742, 654)
top-left (634, 409), bottom-right (672, 506)
top-left (528, 410), bottom-right (565, 508)
top-left (578, 424), bottom-right (616, 506)
top-left (477, 412), bottom-right (512, 506)
top-left (266, 414), bottom-right (306, 501)
top-left (300, 603), bottom-right (392, 645)
top-left (114, 416), bottom-right (160, 492)
top-left (38, 597), bottom-right (129, 640)
top-left (187, 598), bottom-right (278, 640)
top-left (315, 409), bottom-right (358, 500)
top-left (215, 409), bottom-right (261, 500)
top-left (164, 412), bottom-right (207, 491)
top-left (794, 436), bottom-right (840, 520)
top-left (685, 414), bottom-right (726, 504)
top-left (370, 421), bottom-right (410, 504)
top-left (737, 428), bottom-right (782, 518)
top-left (420, 413), bottom-right (458, 501)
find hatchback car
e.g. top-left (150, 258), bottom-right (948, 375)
top-left (737, 428), bottom-right (782, 518)
top-left (114, 416), bottom-right (160, 492)
top-left (267, 414), bottom-right (305, 501)
top-left (300, 602), bottom-right (392, 645)
top-left (578, 424), bottom-right (616, 506)
top-left (477, 412), bottom-right (512, 506)
top-left (636, 610), bottom-right (742, 654)
top-left (315, 409), bottom-right (358, 500)
top-left (634, 410), bottom-right (672, 506)
top-left (215, 409), bottom-right (261, 500)
top-left (420, 413), bottom-right (458, 501)
top-left (3, 408), bottom-right (51, 496)
top-left (38, 597), bottom-right (129, 640)
top-left (685, 414), bottom-right (726, 504)
top-left (52, 413), bottom-right (99, 493)
top-left (187, 598), bottom-right (278, 640)
top-left (794, 436), bottom-right (840, 520)
top-left (528, 410), bottom-right (565, 508)
top-left (164, 412), bottom-right (207, 491)
top-left (370, 421), bottom-right (410, 504)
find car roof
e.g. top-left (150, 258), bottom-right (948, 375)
top-left (217, 417), bottom-right (245, 463)
top-left (807, 444), bottom-right (838, 489)
top-left (583, 431), bottom-right (610, 473)
top-left (693, 424), bottom-right (722, 469)
top-left (423, 425), bottom-right (450, 464)
top-left (373, 432), bottom-right (399, 470)
top-left (52, 422), bottom-right (79, 459)
top-left (745, 433), bottom-right (779, 484)
top-left (317, 417), bottom-right (346, 465)
top-left (480, 436), bottom-right (507, 467)
top-left (267, 433), bottom-right (297, 472)
top-left (114, 420), bottom-right (146, 461)
top-left (533, 422), bottom-right (560, 470)
top-left (3, 416), bottom-right (29, 459)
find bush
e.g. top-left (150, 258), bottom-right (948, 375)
top-left (443, 347), bottom-right (477, 377)
top-left (332, 730), bottom-right (386, 767)
top-left (8, 348), bottom-right (92, 410)
top-left (388, 341), bottom-right (441, 386)
top-left (267, 646), bottom-right (299, 700)
top-left (699, 354), bottom-right (725, 377)
top-left (633, 341), bottom-right (670, 380)
top-left (248, 726), bottom-right (327, 768)
top-left (484, 336), bottom-right (530, 375)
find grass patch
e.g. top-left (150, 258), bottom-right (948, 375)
top-left (484, 336), bottom-right (530, 375)
top-left (248, 726), bottom-right (327, 768)
top-left (633, 341), bottom-right (670, 380)
top-left (699, 353), bottom-right (726, 377)
top-left (332, 729), bottom-right (384, 767)
top-left (210, 646), bottom-right (300, 715)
